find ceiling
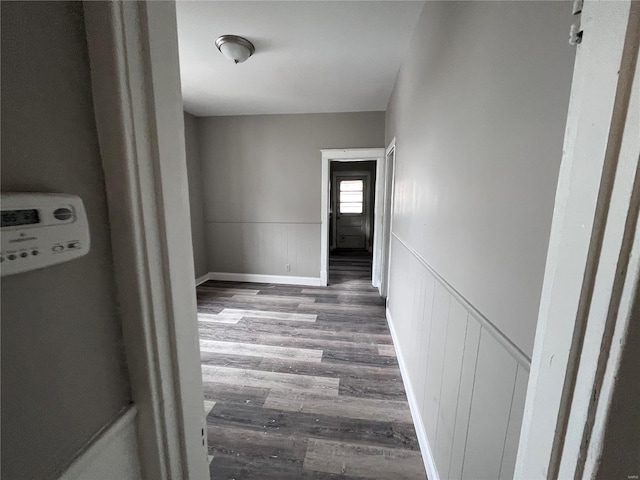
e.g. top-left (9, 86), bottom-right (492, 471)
top-left (176, 1), bottom-right (425, 117)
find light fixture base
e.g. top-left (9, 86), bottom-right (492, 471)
top-left (215, 35), bottom-right (255, 64)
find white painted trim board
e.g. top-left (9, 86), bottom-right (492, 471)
top-left (386, 307), bottom-right (440, 480)
top-left (379, 137), bottom-right (396, 298)
top-left (195, 274), bottom-right (210, 286)
top-left (59, 406), bottom-right (141, 480)
top-left (208, 272), bottom-right (322, 287)
top-left (84, 2), bottom-right (208, 477)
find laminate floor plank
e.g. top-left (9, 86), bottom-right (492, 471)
top-left (201, 352), bottom-right (402, 382)
top-left (198, 312), bottom-right (244, 324)
top-left (377, 344), bottom-right (397, 357)
top-left (207, 403), bottom-right (419, 451)
top-left (300, 289), bottom-right (382, 298)
top-left (209, 452), bottom-right (369, 480)
top-left (198, 252), bottom-right (425, 480)
top-left (202, 382), bottom-right (270, 407)
top-left (258, 357), bottom-right (402, 382)
top-left (208, 425), bottom-right (308, 461)
top-left (200, 339), bottom-right (324, 363)
top-left (338, 377), bottom-right (408, 400)
top-left (200, 351), bottom-right (264, 369)
top-left (197, 286), bottom-right (261, 295)
top-left (232, 294), bottom-right (316, 304)
top-left (297, 302), bottom-right (387, 315)
top-left (263, 391), bottom-right (414, 423)
top-left (312, 295), bottom-right (386, 306)
top-left (202, 365), bottom-right (340, 396)
top-left (199, 320), bottom-right (393, 345)
top-left (199, 325), bottom-right (383, 354)
top-left (322, 349), bottom-right (399, 368)
top-left (218, 308), bottom-right (318, 323)
top-left (303, 439), bottom-right (426, 480)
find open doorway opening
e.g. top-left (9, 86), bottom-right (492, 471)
top-left (319, 148), bottom-right (386, 288)
top-left (329, 161), bottom-right (376, 285)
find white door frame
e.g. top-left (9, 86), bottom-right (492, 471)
top-left (320, 148), bottom-right (385, 286)
top-left (84, 2), bottom-right (208, 479)
top-left (380, 138), bottom-right (397, 299)
top-left (332, 170), bottom-right (372, 251)
top-left (515, 1), bottom-right (639, 478)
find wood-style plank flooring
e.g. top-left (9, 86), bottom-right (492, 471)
top-left (198, 251), bottom-right (427, 480)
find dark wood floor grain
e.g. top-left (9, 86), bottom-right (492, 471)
top-left (198, 251), bottom-right (427, 480)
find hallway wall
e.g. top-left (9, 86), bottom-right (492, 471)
top-left (184, 112), bottom-right (208, 278)
top-left (1, 2), bottom-right (132, 479)
top-left (384, 1), bottom-right (575, 478)
top-left (196, 112), bottom-right (384, 280)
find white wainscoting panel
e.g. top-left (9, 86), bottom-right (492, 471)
top-left (206, 222), bottom-right (321, 278)
top-left (434, 299), bottom-right (469, 480)
top-left (59, 406), bottom-right (141, 480)
top-left (461, 331), bottom-right (518, 479)
top-left (449, 319), bottom-right (481, 480)
top-left (422, 283), bottom-right (451, 440)
top-left (499, 364), bottom-right (529, 479)
top-left (386, 234), bottom-right (530, 480)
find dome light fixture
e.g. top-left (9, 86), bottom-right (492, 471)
top-left (215, 35), bottom-right (255, 64)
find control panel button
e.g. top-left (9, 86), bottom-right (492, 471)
top-left (1, 193), bottom-right (89, 277)
top-left (53, 208), bottom-right (74, 221)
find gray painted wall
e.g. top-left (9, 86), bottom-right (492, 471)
top-left (1, 3), bottom-right (131, 479)
top-left (384, 2), bottom-right (575, 478)
top-left (184, 112), bottom-right (208, 278)
top-left (197, 112), bottom-right (384, 277)
top-left (386, 0), bottom-right (575, 357)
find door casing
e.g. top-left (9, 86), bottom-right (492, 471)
top-left (320, 148), bottom-right (385, 287)
top-left (84, 2), bottom-right (208, 478)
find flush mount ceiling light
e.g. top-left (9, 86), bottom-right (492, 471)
top-left (215, 35), bottom-right (255, 64)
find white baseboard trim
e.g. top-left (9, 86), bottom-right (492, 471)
top-left (208, 272), bottom-right (323, 287)
top-left (195, 273), bottom-right (210, 286)
top-left (386, 308), bottom-right (440, 480)
top-left (59, 405), bottom-right (141, 480)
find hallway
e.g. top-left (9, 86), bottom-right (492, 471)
top-left (197, 254), bottom-right (426, 479)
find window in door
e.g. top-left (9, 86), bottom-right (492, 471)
top-left (339, 179), bottom-right (364, 214)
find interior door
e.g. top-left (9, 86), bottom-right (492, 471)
top-left (334, 173), bottom-right (369, 249)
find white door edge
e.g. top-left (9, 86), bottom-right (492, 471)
top-left (84, 2), bottom-right (208, 479)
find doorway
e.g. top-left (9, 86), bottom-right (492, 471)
top-left (319, 148), bottom-right (386, 287)
top-left (330, 164), bottom-right (375, 285)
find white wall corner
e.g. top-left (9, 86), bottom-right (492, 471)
top-left (385, 308), bottom-right (440, 480)
top-left (195, 273), bottom-right (210, 286)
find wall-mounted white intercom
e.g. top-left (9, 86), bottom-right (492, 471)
top-left (1, 193), bottom-right (91, 276)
